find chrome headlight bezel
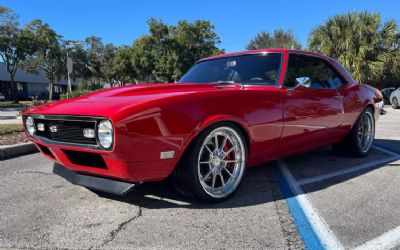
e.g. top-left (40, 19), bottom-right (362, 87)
top-left (97, 120), bottom-right (114, 149)
top-left (25, 116), bottom-right (36, 136)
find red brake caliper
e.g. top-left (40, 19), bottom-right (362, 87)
top-left (224, 142), bottom-right (233, 172)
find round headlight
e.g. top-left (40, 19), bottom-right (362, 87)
top-left (98, 120), bottom-right (113, 149)
top-left (25, 116), bottom-right (35, 136)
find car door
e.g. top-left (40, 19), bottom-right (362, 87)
top-left (276, 53), bottom-right (345, 156)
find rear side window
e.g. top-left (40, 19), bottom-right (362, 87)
top-left (284, 54), bottom-right (343, 89)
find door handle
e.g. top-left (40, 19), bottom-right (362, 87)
top-left (335, 95), bottom-right (345, 114)
top-left (334, 95), bottom-right (344, 100)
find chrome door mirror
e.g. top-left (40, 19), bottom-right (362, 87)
top-left (295, 77), bottom-right (311, 89)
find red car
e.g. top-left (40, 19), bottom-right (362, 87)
top-left (23, 49), bottom-right (384, 202)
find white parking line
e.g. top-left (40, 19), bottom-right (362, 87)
top-left (297, 146), bottom-right (400, 186)
top-left (353, 225), bottom-right (400, 250)
top-left (280, 145), bottom-right (400, 249)
top-left (278, 161), bottom-right (345, 250)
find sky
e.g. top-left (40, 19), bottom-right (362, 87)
top-left (1, 0), bottom-right (400, 52)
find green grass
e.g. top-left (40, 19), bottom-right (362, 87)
top-left (0, 101), bottom-right (33, 108)
top-left (0, 124), bottom-right (23, 135)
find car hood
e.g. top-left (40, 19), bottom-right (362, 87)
top-left (25, 83), bottom-right (239, 118)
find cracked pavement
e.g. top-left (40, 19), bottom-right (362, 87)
top-left (0, 152), bottom-right (304, 249)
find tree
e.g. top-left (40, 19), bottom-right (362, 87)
top-left (112, 46), bottom-right (135, 85)
top-left (171, 19), bottom-right (223, 81)
top-left (84, 36), bottom-right (104, 81)
top-left (247, 29), bottom-right (302, 50)
top-left (100, 43), bottom-right (118, 86)
top-left (21, 19), bottom-right (64, 100)
top-left (0, 9), bottom-right (38, 102)
top-left (309, 12), bottom-right (400, 86)
top-left (129, 19), bottom-right (223, 83)
top-left (66, 40), bottom-right (92, 81)
top-left (130, 35), bottom-right (157, 83)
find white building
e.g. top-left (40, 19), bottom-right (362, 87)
top-left (0, 62), bottom-right (79, 100)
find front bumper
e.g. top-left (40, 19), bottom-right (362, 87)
top-left (53, 163), bottom-right (139, 195)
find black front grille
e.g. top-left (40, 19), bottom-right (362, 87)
top-left (35, 119), bottom-right (97, 145)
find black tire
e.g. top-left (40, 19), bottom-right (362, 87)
top-left (174, 122), bottom-right (247, 202)
top-left (332, 107), bottom-right (375, 157)
top-left (392, 97), bottom-right (399, 109)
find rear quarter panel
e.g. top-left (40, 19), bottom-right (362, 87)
top-left (339, 83), bottom-right (382, 132)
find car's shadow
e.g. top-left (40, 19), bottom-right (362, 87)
top-left (93, 163), bottom-right (278, 209)
top-left (92, 138), bottom-right (400, 209)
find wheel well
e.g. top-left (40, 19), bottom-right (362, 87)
top-left (366, 104), bottom-right (374, 113)
top-left (184, 120), bottom-right (250, 158)
top-left (224, 121), bottom-right (250, 148)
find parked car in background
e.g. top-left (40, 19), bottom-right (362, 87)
top-left (390, 87), bottom-right (400, 109)
top-left (381, 87), bottom-right (396, 105)
top-left (0, 93), bottom-right (5, 101)
top-left (23, 49), bottom-right (383, 202)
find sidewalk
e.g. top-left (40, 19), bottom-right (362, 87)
top-left (0, 108), bottom-right (22, 125)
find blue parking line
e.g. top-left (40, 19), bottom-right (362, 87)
top-left (273, 166), bottom-right (325, 250)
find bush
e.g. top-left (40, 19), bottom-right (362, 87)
top-left (19, 97), bottom-right (49, 115)
top-left (60, 89), bottom-right (92, 100)
top-left (79, 81), bottom-right (104, 91)
top-left (0, 124), bottom-right (23, 135)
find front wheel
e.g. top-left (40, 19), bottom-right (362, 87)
top-left (332, 108), bottom-right (375, 157)
top-left (174, 123), bottom-right (247, 202)
top-left (392, 97), bottom-right (399, 109)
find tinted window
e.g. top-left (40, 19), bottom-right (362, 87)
top-left (284, 55), bottom-right (343, 89)
top-left (179, 53), bottom-right (282, 85)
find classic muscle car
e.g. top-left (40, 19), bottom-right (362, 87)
top-left (23, 49), bottom-right (384, 202)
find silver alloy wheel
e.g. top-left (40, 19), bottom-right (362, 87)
top-left (197, 126), bottom-right (246, 199)
top-left (358, 111), bottom-right (375, 153)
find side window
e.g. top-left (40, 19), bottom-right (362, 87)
top-left (284, 55), bottom-right (343, 89)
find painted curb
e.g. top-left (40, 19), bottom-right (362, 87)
top-left (0, 143), bottom-right (38, 160)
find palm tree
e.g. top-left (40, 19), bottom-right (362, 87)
top-left (309, 12), bottom-right (400, 84)
top-left (247, 29), bottom-right (302, 50)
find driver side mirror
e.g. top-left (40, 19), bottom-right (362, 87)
top-left (295, 77), bottom-right (311, 89)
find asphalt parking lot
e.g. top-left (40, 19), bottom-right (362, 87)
top-left (0, 106), bottom-right (399, 249)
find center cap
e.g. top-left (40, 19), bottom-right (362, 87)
top-left (213, 157), bottom-right (222, 166)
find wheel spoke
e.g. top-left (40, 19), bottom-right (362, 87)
top-left (222, 147), bottom-right (235, 159)
top-left (211, 172), bottom-right (216, 190)
top-left (222, 159), bottom-right (240, 163)
top-left (202, 167), bottom-right (215, 181)
top-left (221, 134), bottom-right (228, 150)
top-left (220, 173), bottom-right (226, 186)
top-left (214, 134), bottom-right (219, 151)
top-left (223, 167), bottom-right (234, 178)
top-left (204, 144), bottom-right (213, 155)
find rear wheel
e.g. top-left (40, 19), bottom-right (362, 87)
top-left (174, 123), bottom-right (247, 202)
top-left (332, 108), bottom-right (375, 157)
top-left (392, 97), bottom-right (399, 109)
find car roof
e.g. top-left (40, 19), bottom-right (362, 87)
top-left (198, 48), bottom-right (334, 62)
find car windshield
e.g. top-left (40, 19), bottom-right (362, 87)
top-left (179, 53), bottom-right (282, 85)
